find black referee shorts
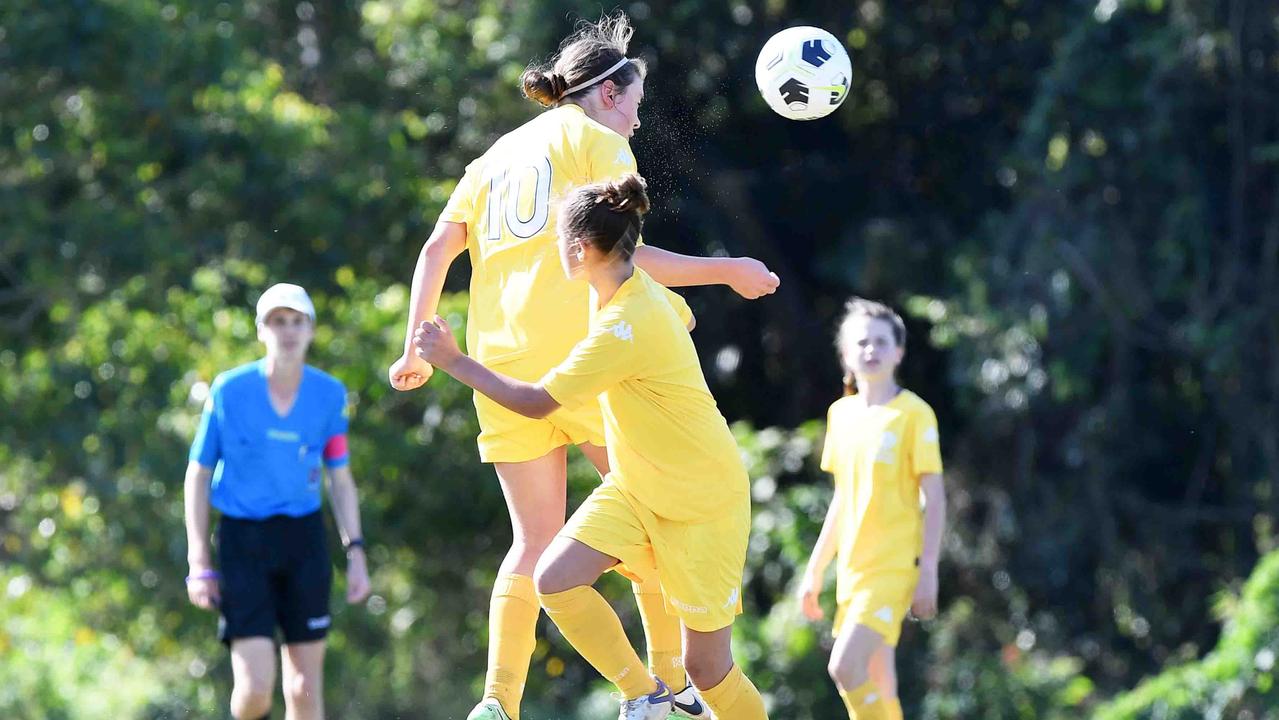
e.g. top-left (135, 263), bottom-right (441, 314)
top-left (217, 510), bottom-right (333, 646)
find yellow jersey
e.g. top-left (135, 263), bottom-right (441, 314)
top-left (821, 390), bottom-right (943, 589)
top-left (542, 269), bottom-right (747, 523)
top-left (439, 104), bottom-right (639, 373)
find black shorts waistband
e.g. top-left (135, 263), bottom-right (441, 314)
top-left (221, 510), bottom-right (323, 528)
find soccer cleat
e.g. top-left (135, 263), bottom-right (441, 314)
top-left (466, 698), bottom-right (513, 720)
top-left (618, 678), bottom-right (674, 720)
top-left (671, 680), bottom-right (712, 719)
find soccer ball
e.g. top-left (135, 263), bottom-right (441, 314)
top-left (754, 26), bottom-right (852, 121)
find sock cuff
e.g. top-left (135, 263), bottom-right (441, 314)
top-left (494, 573), bottom-right (538, 604)
top-left (631, 577), bottom-right (664, 597)
top-left (841, 680), bottom-right (879, 706)
top-left (537, 584), bottom-right (592, 612)
top-left (701, 663), bottom-right (745, 705)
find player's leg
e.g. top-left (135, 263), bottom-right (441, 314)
top-left (577, 441), bottom-right (690, 700)
top-left (535, 536), bottom-right (662, 703)
top-left (682, 624), bottom-right (767, 719)
top-left (280, 640), bottom-right (326, 720)
top-left (867, 644), bottom-right (902, 720)
top-left (830, 623), bottom-right (891, 720)
top-left (474, 448), bottom-right (570, 720)
top-left (230, 638), bottom-right (277, 720)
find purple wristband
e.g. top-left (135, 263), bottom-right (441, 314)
top-left (185, 570), bottom-right (220, 584)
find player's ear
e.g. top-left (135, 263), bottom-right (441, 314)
top-left (599, 80), bottom-right (617, 108)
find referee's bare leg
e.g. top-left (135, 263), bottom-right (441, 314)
top-left (230, 637), bottom-right (276, 719)
top-left (282, 640), bottom-right (326, 720)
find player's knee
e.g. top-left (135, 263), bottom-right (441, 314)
top-left (532, 555), bottom-right (568, 595)
top-left (284, 670), bottom-right (322, 708)
top-left (828, 652), bottom-right (868, 691)
top-left (683, 652), bottom-right (731, 691)
top-left (230, 680), bottom-right (273, 719)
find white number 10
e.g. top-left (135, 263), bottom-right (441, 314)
top-left (483, 156), bottom-right (553, 242)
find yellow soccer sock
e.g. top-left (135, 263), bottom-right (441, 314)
top-left (632, 579), bottom-right (685, 691)
top-left (483, 574), bottom-right (539, 719)
top-left (538, 586), bottom-right (654, 700)
top-left (699, 664), bottom-right (768, 720)
top-left (839, 681), bottom-right (890, 720)
top-left (883, 696), bottom-right (903, 720)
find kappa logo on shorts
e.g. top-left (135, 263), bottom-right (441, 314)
top-left (609, 322), bottom-right (634, 342)
top-left (722, 587), bottom-right (740, 610)
top-left (874, 606), bottom-right (894, 624)
top-left (669, 596), bottom-right (708, 614)
top-left (307, 615), bottom-right (331, 630)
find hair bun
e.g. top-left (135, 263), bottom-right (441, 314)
top-left (520, 67), bottom-right (567, 107)
top-left (601, 173), bottom-right (650, 216)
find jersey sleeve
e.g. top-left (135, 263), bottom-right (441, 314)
top-left (541, 310), bottom-right (638, 408)
top-left (660, 285), bottom-right (694, 329)
top-left (439, 158), bottom-right (482, 226)
top-left (819, 403), bottom-right (840, 475)
top-left (323, 385), bottom-right (351, 469)
top-left (189, 384), bottom-right (222, 469)
top-left (911, 403), bottom-right (943, 477)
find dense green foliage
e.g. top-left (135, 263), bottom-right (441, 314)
top-left (2, 0), bottom-right (1278, 718)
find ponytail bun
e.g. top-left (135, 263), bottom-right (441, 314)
top-left (520, 67), bottom-right (569, 107)
top-left (598, 173), bottom-right (650, 216)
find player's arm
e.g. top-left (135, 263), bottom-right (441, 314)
top-left (326, 464), bottom-right (371, 604)
top-left (183, 461), bottom-right (220, 610)
top-left (797, 480), bottom-right (845, 620)
top-left (413, 315), bottom-right (560, 418)
top-left (912, 473), bottom-right (946, 619)
top-left (390, 220), bottom-right (469, 391)
top-left (587, 134), bottom-right (779, 300)
top-left (633, 245), bottom-right (780, 300)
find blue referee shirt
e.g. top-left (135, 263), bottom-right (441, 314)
top-left (190, 360), bottom-right (350, 520)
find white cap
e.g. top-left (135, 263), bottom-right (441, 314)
top-left (255, 283), bottom-right (316, 325)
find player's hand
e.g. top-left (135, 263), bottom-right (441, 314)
top-left (186, 568), bottom-right (221, 611)
top-left (796, 571), bottom-right (824, 621)
top-left (911, 567), bottom-right (939, 620)
top-left (727, 257), bottom-right (780, 299)
top-left (345, 549), bottom-right (371, 604)
top-left (389, 351), bottom-right (434, 391)
top-left (412, 315), bottom-right (462, 369)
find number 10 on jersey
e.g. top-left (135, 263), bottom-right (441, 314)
top-left (482, 157), bottom-right (553, 243)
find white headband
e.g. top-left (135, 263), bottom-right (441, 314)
top-left (560, 57), bottom-right (633, 98)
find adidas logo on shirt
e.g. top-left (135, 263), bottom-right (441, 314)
top-left (874, 606), bottom-right (894, 624)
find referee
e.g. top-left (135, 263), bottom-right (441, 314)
top-left (183, 283), bottom-right (371, 720)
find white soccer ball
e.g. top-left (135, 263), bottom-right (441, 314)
top-left (754, 26), bottom-right (852, 121)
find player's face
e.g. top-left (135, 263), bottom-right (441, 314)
top-left (842, 316), bottom-right (903, 381)
top-left (602, 78), bottom-right (644, 138)
top-left (257, 308), bottom-right (314, 361)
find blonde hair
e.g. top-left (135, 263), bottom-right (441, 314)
top-left (836, 297), bottom-right (906, 395)
top-left (520, 12), bottom-right (648, 107)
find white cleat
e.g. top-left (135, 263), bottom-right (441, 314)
top-left (619, 678), bottom-right (674, 720)
top-left (671, 679), bottom-right (713, 719)
top-left (466, 698), bottom-right (513, 720)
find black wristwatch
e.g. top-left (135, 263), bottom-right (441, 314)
top-left (344, 538), bottom-right (365, 553)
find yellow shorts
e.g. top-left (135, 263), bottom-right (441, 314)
top-left (474, 389), bottom-right (606, 464)
top-left (833, 569), bottom-right (920, 647)
top-left (563, 476), bottom-right (750, 633)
